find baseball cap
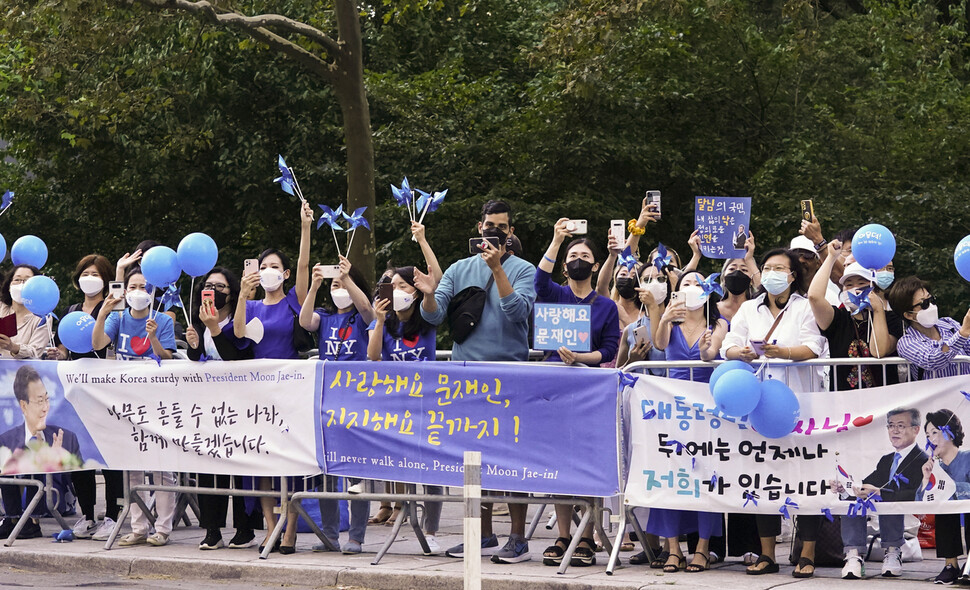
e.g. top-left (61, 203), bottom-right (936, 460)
top-left (840, 262), bottom-right (876, 285)
top-left (789, 235), bottom-right (817, 256)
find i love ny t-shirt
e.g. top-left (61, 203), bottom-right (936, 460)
top-left (103, 310), bottom-right (177, 360)
top-left (315, 309), bottom-right (369, 361)
top-left (380, 328), bottom-right (436, 361)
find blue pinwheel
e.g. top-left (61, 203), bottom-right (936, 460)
top-left (653, 243), bottom-right (673, 272)
top-left (273, 155), bottom-right (304, 202)
top-left (699, 273), bottom-right (724, 299)
top-left (391, 177), bottom-right (416, 220)
top-left (779, 497), bottom-right (799, 520)
top-left (846, 287), bottom-right (873, 315)
top-left (417, 189), bottom-right (448, 224)
top-left (317, 204), bottom-right (346, 257)
top-left (342, 206), bottom-right (370, 254)
top-left (160, 284), bottom-right (183, 311)
top-left (0, 190), bottom-right (13, 216)
top-left (617, 246), bottom-right (638, 272)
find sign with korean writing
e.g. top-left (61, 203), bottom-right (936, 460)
top-left (694, 196), bottom-right (751, 259)
top-left (625, 373), bottom-right (970, 515)
top-left (55, 359), bottom-right (323, 476)
top-left (533, 303), bottom-right (592, 352)
top-left (322, 361), bottom-right (621, 496)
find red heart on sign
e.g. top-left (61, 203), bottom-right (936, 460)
top-left (852, 415), bottom-right (873, 428)
top-left (131, 336), bottom-right (151, 355)
top-left (403, 335), bottom-right (419, 348)
top-left (338, 325), bottom-right (353, 340)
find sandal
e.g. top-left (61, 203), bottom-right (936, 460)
top-left (542, 537), bottom-right (570, 566)
top-left (792, 556), bottom-right (815, 578)
top-left (662, 554), bottom-right (686, 573)
top-left (745, 554), bottom-right (779, 575)
top-left (648, 549), bottom-right (669, 568)
top-left (686, 551), bottom-right (710, 572)
top-left (368, 506), bottom-right (393, 525)
top-left (385, 507), bottom-right (407, 526)
top-left (570, 537), bottom-right (597, 567)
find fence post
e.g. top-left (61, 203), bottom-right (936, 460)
top-left (464, 451), bottom-right (482, 590)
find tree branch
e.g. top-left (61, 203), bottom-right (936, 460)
top-left (132, 0), bottom-right (339, 80)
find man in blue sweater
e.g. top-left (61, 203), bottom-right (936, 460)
top-left (416, 199), bottom-right (536, 563)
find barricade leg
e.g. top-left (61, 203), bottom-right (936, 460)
top-left (372, 495), bottom-right (410, 565)
top-left (104, 471), bottom-right (133, 550)
top-left (0, 477), bottom-right (45, 547)
top-left (605, 505), bottom-right (626, 575)
top-left (557, 503), bottom-right (591, 575)
top-left (407, 484), bottom-right (430, 554)
top-left (44, 473), bottom-right (70, 531)
top-left (525, 503), bottom-right (546, 540)
top-left (544, 509), bottom-right (557, 530)
top-left (592, 498), bottom-right (613, 555)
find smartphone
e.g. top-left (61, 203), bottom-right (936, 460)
top-left (318, 264), bottom-right (341, 279)
top-left (377, 283), bottom-right (394, 301)
top-left (749, 338), bottom-right (776, 357)
top-left (565, 219), bottom-right (588, 235)
top-left (633, 324), bottom-right (649, 346)
top-left (800, 199), bottom-right (814, 222)
top-left (670, 291), bottom-right (685, 325)
top-left (201, 289), bottom-right (215, 308)
top-left (469, 237), bottom-right (500, 254)
top-left (244, 258), bottom-right (259, 276)
top-left (609, 219), bottom-right (625, 247)
top-left (109, 281), bottom-right (125, 311)
top-left (646, 190), bottom-right (661, 219)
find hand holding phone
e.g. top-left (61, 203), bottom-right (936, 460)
top-left (646, 190), bottom-right (661, 219)
top-left (244, 258), bottom-right (259, 277)
top-left (377, 283), bottom-right (394, 301)
top-left (800, 200), bottom-right (815, 223)
top-left (469, 237), bottom-right (500, 255)
top-left (109, 281), bottom-right (125, 311)
top-left (201, 289), bottom-right (215, 308)
top-left (565, 219), bottom-right (588, 235)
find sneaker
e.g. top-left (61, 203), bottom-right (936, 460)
top-left (342, 540), bottom-right (362, 554)
top-left (936, 564), bottom-right (961, 585)
top-left (228, 529), bottom-right (256, 548)
top-left (424, 534), bottom-right (441, 555)
top-left (146, 532), bottom-right (169, 546)
top-left (491, 503), bottom-right (510, 516)
top-left (91, 517), bottom-right (116, 541)
top-left (72, 518), bottom-right (98, 539)
top-left (882, 546), bottom-right (902, 577)
top-left (490, 534), bottom-right (531, 564)
top-left (347, 482), bottom-right (365, 494)
top-left (0, 518), bottom-right (14, 538)
top-left (312, 538), bottom-right (340, 552)
top-left (18, 519), bottom-right (42, 539)
top-left (445, 534), bottom-right (500, 558)
top-left (199, 529), bottom-right (224, 550)
top-left (842, 554), bottom-right (865, 579)
top-left (118, 532), bottom-right (147, 546)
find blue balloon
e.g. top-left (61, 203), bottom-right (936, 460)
top-left (712, 369), bottom-right (762, 417)
top-left (11, 235), bottom-right (48, 269)
top-left (851, 224), bottom-right (896, 270)
top-left (21, 275), bottom-right (59, 317)
top-left (140, 246), bottom-right (181, 287)
top-left (58, 311), bottom-right (96, 354)
top-left (750, 379), bottom-right (801, 438)
top-left (177, 232), bottom-right (218, 277)
top-left (0, 233), bottom-right (6, 262)
top-left (955, 235), bottom-right (970, 282)
top-left (708, 360), bottom-right (756, 395)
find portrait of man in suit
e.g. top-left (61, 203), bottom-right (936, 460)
top-left (733, 224), bottom-right (748, 250)
top-left (0, 365), bottom-right (82, 539)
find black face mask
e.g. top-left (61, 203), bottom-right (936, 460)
top-left (615, 277), bottom-right (638, 300)
top-left (724, 270), bottom-right (751, 296)
top-left (565, 259), bottom-right (594, 282)
top-left (482, 227), bottom-right (507, 248)
top-left (213, 291), bottom-right (229, 310)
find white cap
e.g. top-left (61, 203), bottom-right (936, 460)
top-left (789, 235), bottom-right (817, 255)
top-left (840, 262), bottom-right (876, 285)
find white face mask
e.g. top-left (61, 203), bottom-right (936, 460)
top-left (78, 276), bottom-right (104, 296)
top-left (644, 281), bottom-right (668, 304)
top-left (682, 285), bottom-right (705, 311)
top-left (9, 284), bottom-right (24, 304)
top-left (915, 304), bottom-right (939, 329)
top-left (331, 288), bottom-right (353, 310)
top-left (839, 289), bottom-right (862, 314)
top-left (259, 268), bottom-right (285, 292)
top-left (126, 290), bottom-right (153, 311)
top-left (392, 289), bottom-right (415, 312)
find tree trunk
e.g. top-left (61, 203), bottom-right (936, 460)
top-left (334, 0), bottom-right (376, 282)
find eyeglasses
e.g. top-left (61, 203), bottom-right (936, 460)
top-left (913, 296), bottom-right (936, 310)
top-left (887, 422), bottom-right (916, 431)
top-left (204, 283), bottom-right (229, 292)
top-left (28, 396), bottom-right (50, 407)
top-left (762, 265), bottom-right (791, 273)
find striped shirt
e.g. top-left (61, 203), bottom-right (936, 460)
top-left (896, 317), bottom-right (970, 380)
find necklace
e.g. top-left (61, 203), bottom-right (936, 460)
top-left (682, 318), bottom-right (704, 344)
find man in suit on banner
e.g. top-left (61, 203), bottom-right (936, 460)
top-left (0, 365), bottom-right (81, 539)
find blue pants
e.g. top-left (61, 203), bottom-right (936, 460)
top-left (841, 514), bottom-right (904, 553)
top-left (318, 476), bottom-right (368, 543)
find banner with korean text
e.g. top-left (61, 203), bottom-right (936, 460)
top-left (322, 361), bottom-right (621, 497)
top-left (55, 358), bottom-right (323, 476)
top-left (625, 373), bottom-right (970, 515)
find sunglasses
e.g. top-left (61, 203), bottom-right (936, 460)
top-left (913, 295), bottom-right (936, 311)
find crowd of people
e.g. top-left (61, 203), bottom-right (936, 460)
top-left (0, 195), bottom-right (968, 583)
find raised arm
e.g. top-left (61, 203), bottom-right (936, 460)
top-left (300, 266), bottom-right (324, 333)
top-left (743, 232), bottom-right (761, 286)
top-left (92, 297), bottom-right (121, 351)
top-left (295, 202), bottom-right (314, 305)
top-left (682, 230), bottom-right (702, 274)
top-left (595, 231), bottom-right (620, 297)
top-left (538, 218), bottom-right (570, 275)
top-left (626, 196), bottom-right (661, 258)
top-left (867, 292), bottom-right (897, 358)
top-left (412, 221), bottom-right (443, 283)
top-left (234, 273), bottom-right (259, 339)
top-left (809, 240), bottom-right (839, 330)
top-left (367, 297), bottom-right (390, 361)
top-left (338, 255), bottom-right (376, 324)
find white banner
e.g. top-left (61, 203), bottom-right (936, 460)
top-left (60, 359), bottom-right (322, 476)
top-left (625, 372), bottom-right (970, 516)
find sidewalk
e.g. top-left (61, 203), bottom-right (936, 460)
top-left (0, 498), bottom-right (950, 589)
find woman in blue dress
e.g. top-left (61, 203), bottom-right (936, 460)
top-left (646, 271), bottom-right (727, 572)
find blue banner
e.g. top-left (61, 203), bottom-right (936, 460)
top-left (322, 361), bottom-right (621, 497)
top-left (694, 196), bottom-right (751, 259)
top-left (533, 303), bottom-right (592, 352)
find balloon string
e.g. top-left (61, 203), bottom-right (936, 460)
top-left (46, 314), bottom-right (54, 349)
top-left (188, 277), bottom-right (195, 328)
top-left (178, 294), bottom-right (191, 331)
top-left (148, 287), bottom-right (157, 321)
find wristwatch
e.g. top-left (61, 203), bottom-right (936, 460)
top-left (814, 239), bottom-right (827, 252)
